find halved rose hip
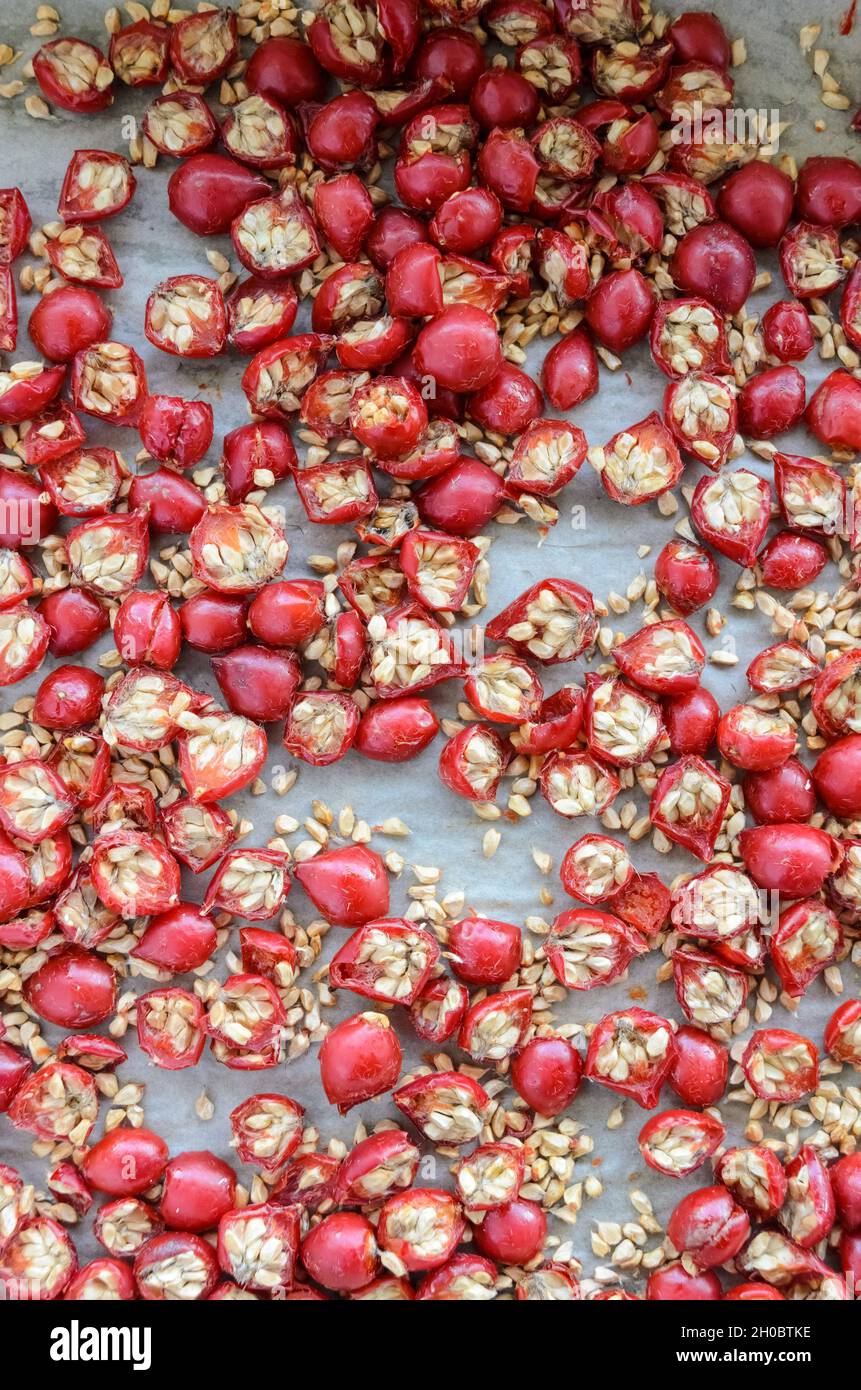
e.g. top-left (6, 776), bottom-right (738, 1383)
top-left (58, 151), bottom-right (134, 223)
top-left (283, 691), bottom-right (360, 766)
top-left (486, 578), bottom-right (597, 665)
top-left (409, 977), bottom-right (469, 1044)
top-left (458, 987), bottom-right (533, 1061)
top-left (71, 340), bottom-right (147, 425)
top-left (229, 1093), bottom-right (303, 1174)
top-left (510, 684), bottom-right (584, 755)
top-left (367, 603), bottom-right (465, 698)
top-left (203, 848), bottom-right (290, 921)
top-left (650, 297), bottom-right (731, 379)
top-left (205, 974), bottom-right (285, 1053)
top-left (591, 412), bottom-right (684, 506)
top-left (673, 944), bottom-right (747, 1028)
top-left (190, 503), bottom-right (288, 594)
top-left (546, 907), bottom-right (645, 990)
top-left (638, 1108), bottom-right (725, 1179)
top-left (329, 919), bottom-right (439, 1007)
top-left (824, 1000), bottom-right (861, 1067)
top-left (177, 708), bottom-right (268, 804)
top-left (773, 452), bottom-right (845, 536)
top-left (232, 187), bottom-right (320, 279)
top-left (0, 760), bottom-right (75, 845)
top-left (614, 619), bottom-right (705, 697)
top-left (560, 835), bottom-right (633, 903)
top-left (463, 654), bottom-right (542, 724)
top-left (222, 93), bottom-right (297, 170)
top-left (227, 278), bottom-right (299, 358)
top-left (66, 510), bottom-right (149, 598)
top-left (394, 1071), bottom-right (489, 1146)
top-left (584, 674), bottom-right (664, 767)
top-left (137, 988), bottom-right (206, 1071)
top-left (650, 755), bottom-right (731, 860)
top-left (242, 333), bottom-right (333, 418)
top-left (453, 1142), bottom-right (525, 1212)
top-left (40, 447), bottom-right (122, 518)
top-left (779, 1145), bottom-right (835, 1248)
top-left (541, 749), bottom-right (620, 819)
top-left (9, 1059), bottom-right (98, 1145)
top-left (169, 7), bottom-right (239, 84)
top-left (34, 37), bottom-right (114, 113)
top-left (91, 830), bottom-right (180, 918)
top-left (769, 900), bottom-right (842, 999)
top-left (746, 641), bottom-right (820, 695)
top-left (741, 1028), bottom-right (819, 1102)
top-left (377, 1189), bottom-right (464, 1274)
top-left (438, 724), bottom-right (509, 803)
top-left (716, 1144), bottom-right (787, 1219)
top-left (293, 458), bottom-right (377, 526)
top-left (717, 704), bottom-right (797, 772)
top-left (584, 1008), bottom-right (675, 1109)
top-left (45, 224), bottom-right (122, 290)
top-left (0, 189), bottom-right (31, 264)
top-left (505, 419), bottom-right (587, 498)
top-left (670, 863), bottom-right (764, 942)
top-left (145, 275), bottom-right (227, 358)
top-left (0, 361), bottom-right (66, 425)
top-left (143, 91), bottom-right (218, 157)
top-left (663, 372), bottom-right (737, 470)
top-left (691, 468), bottom-right (771, 567)
top-left (811, 648), bottom-right (861, 738)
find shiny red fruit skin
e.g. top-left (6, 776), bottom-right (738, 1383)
top-left (248, 579), bottom-right (325, 648)
top-left (212, 644), bottom-right (300, 722)
top-left (468, 363), bottom-right (543, 435)
top-left (724, 1283), bottom-right (785, 1302)
top-left (37, 588), bottom-right (108, 657)
top-left (180, 591), bottom-right (248, 654)
top-left (584, 267), bottom-right (655, 353)
top-left (160, 1150), bottom-right (237, 1232)
top-left (470, 66), bottom-right (539, 129)
top-left (668, 1025), bottom-right (728, 1106)
top-left (831, 1154), bottom-right (861, 1232)
top-left (541, 326), bottom-right (599, 410)
top-left (670, 220), bottom-right (756, 315)
top-left (295, 845), bottom-right (389, 927)
top-left (757, 530), bottom-right (827, 590)
top-left (743, 758), bottom-right (816, 825)
top-left (738, 365), bottom-right (806, 439)
top-left (647, 1262), bottom-right (721, 1300)
top-left (132, 903), bottom-right (218, 974)
top-left (24, 945), bottom-right (116, 1029)
top-left (83, 1127), bottom-right (168, 1196)
top-left (510, 1037), bottom-right (583, 1116)
top-left (794, 155), bottom-right (861, 228)
top-left (167, 153), bottom-right (270, 237)
top-left (474, 1198), bottom-right (546, 1266)
top-left (114, 592), bottom-right (181, 670)
top-left (739, 823), bottom-right (843, 898)
top-left (813, 734), bottom-right (861, 818)
top-left (418, 457), bottom-right (503, 536)
top-left (365, 207), bottom-right (428, 272)
top-left (138, 395), bottom-right (213, 470)
top-left (0, 1041), bottom-right (31, 1111)
top-left (806, 369), bottom-right (861, 452)
top-left (319, 1012), bottom-right (402, 1113)
top-left (28, 285), bottom-right (112, 363)
top-left (32, 664), bottom-right (104, 729)
top-left (128, 469), bottom-right (206, 534)
top-left (717, 161), bottom-right (794, 247)
top-left (414, 27), bottom-right (485, 98)
top-left (654, 540), bottom-right (719, 615)
top-left (761, 300), bottom-right (814, 362)
top-left (414, 304), bottom-right (502, 393)
top-left (354, 698), bottom-right (439, 763)
top-left (449, 916), bottom-right (522, 987)
top-left (430, 186), bottom-right (502, 254)
top-left (301, 1212), bottom-right (379, 1292)
top-left (313, 174), bottom-right (374, 263)
top-left (668, 10), bottom-right (731, 65)
top-left (246, 35), bottom-right (326, 106)
top-left (667, 1185), bottom-right (750, 1269)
